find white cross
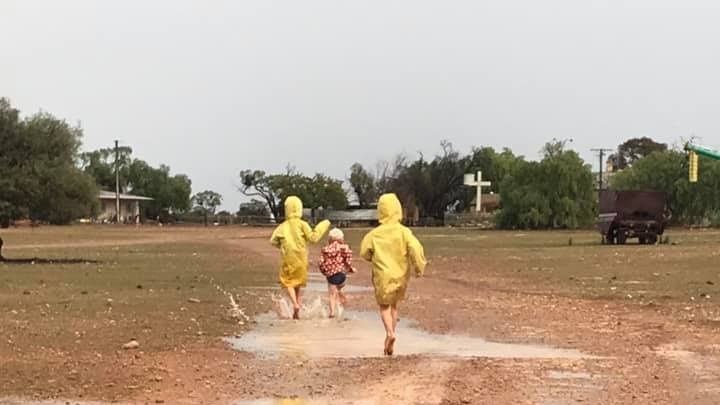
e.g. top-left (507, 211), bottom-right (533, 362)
top-left (463, 171), bottom-right (492, 212)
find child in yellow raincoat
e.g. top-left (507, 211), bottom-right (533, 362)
top-left (270, 196), bottom-right (331, 319)
top-left (360, 193), bottom-right (426, 355)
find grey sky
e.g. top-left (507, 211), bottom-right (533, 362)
top-left (2, 0), bottom-right (719, 210)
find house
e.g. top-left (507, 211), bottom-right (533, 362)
top-left (97, 191), bottom-right (153, 223)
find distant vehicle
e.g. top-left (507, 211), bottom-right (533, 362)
top-left (598, 190), bottom-right (667, 245)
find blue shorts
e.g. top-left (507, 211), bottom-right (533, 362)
top-left (327, 272), bottom-right (346, 286)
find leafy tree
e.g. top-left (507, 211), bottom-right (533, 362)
top-left (79, 146), bottom-right (133, 190)
top-left (349, 163), bottom-right (377, 207)
top-left (608, 137), bottom-right (667, 171)
top-left (239, 170), bottom-right (282, 220)
top-left (192, 190), bottom-right (223, 226)
top-left (463, 146), bottom-right (524, 202)
top-left (497, 140), bottom-right (594, 229)
top-left (305, 174), bottom-right (348, 212)
top-left (239, 169), bottom-right (347, 220)
top-left (0, 98), bottom-right (98, 226)
top-left (80, 147), bottom-right (192, 218)
top-left (127, 160), bottom-right (192, 217)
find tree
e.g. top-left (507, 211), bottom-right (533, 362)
top-left (608, 137), bottom-right (667, 172)
top-left (79, 146), bottom-right (133, 190)
top-left (239, 169), bottom-right (348, 220)
top-left (80, 147), bottom-right (192, 218)
top-left (239, 170), bottom-right (281, 220)
top-left (305, 173), bottom-right (348, 211)
top-left (0, 99), bottom-right (98, 226)
top-left (127, 160), bottom-right (192, 218)
top-left (463, 146), bottom-right (524, 200)
top-left (497, 140), bottom-right (594, 229)
top-left (192, 190), bottom-right (223, 226)
top-left (349, 163), bottom-right (377, 207)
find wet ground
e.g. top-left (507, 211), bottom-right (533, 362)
top-left (3, 226), bottom-right (720, 404)
top-left (226, 310), bottom-right (592, 359)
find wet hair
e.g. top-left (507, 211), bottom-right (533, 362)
top-left (328, 228), bottom-right (344, 241)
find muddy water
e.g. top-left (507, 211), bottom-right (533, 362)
top-left (225, 311), bottom-right (593, 359)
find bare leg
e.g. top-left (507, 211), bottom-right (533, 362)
top-left (328, 284), bottom-right (338, 318)
top-left (379, 305), bottom-right (396, 355)
top-left (286, 287), bottom-right (300, 319)
top-left (338, 286), bottom-right (347, 305)
top-left (391, 304), bottom-right (399, 333)
top-left (295, 287), bottom-right (302, 308)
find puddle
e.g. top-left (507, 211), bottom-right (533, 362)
top-left (225, 311), bottom-right (594, 359)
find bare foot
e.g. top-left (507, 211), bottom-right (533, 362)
top-left (384, 335), bottom-right (396, 356)
top-left (292, 308), bottom-right (300, 320)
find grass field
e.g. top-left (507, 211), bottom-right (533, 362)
top-left (1, 225), bottom-right (720, 403)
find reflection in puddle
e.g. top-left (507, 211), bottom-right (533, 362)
top-left (225, 311), bottom-right (593, 359)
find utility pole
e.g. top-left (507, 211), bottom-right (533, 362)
top-left (115, 140), bottom-right (121, 224)
top-left (591, 148), bottom-right (613, 192)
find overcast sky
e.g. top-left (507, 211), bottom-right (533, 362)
top-left (2, 0), bottom-right (719, 210)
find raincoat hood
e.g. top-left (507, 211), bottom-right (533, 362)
top-left (378, 193), bottom-right (402, 225)
top-left (284, 196), bottom-right (303, 219)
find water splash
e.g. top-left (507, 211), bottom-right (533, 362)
top-left (271, 295), bottom-right (340, 320)
top-left (212, 282), bottom-right (250, 324)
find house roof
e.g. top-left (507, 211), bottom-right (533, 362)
top-left (98, 190), bottom-right (154, 201)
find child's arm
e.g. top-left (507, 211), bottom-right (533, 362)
top-left (342, 246), bottom-right (355, 273)
top-left (360, 232), bottom-right (374, 262)
top-left (405, 228), bottom-right (427, 277)
top-left (270, 225), bottom-right (283, 248)
top-left (302, 220), bottom-right (331, 243)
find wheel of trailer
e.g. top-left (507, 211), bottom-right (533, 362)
top-left (648, 234), bottom-right (658, 245)
top-left (617, 231), bottom-right (627, 245)
top-left (638, 236), bottom-right (647, 245)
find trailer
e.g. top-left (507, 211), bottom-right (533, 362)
top-left (598, 190), bottom-right (667, 245)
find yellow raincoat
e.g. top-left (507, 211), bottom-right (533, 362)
top-left (270, 196), bottom-right (330, 288)
top-left (360, 193), bottom-right (427, 306)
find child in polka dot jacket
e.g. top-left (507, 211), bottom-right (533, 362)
top-left (318, 228), bottom-right (356, 317)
